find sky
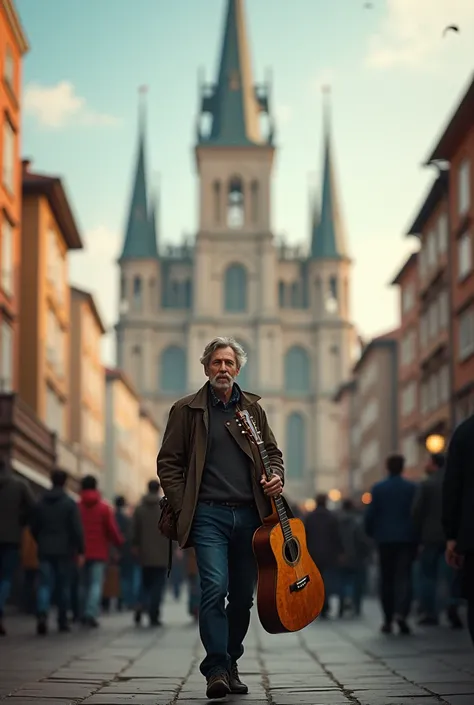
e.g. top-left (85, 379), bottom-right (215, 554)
top-left (16, 0), bottom-right (474, 364)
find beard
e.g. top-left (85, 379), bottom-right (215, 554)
top-left (209, 371), bottom-right (235, 391)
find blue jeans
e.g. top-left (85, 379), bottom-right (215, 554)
top-left (419, 544), bottom-right (461, 618)
top-left (37, 558), bottom-right (72, 625)
top-left (0, 544), bottom-right (19, 616)
top-left (120, 562), bottom-right (140, 608)
top-left (191, 502), bottom-right (261, 678)
top-left (80, 560), bottom-right (106, 619)
top-left (139, 566), bottom-right (166, 620)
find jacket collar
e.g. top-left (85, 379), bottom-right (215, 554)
top-left (186, 382), bottom-right (260, 411)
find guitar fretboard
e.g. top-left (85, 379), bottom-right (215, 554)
top-left (259, 442), bottom-right (292, 542)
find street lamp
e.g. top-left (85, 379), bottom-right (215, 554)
top-left (328, 489), bottom-right (341, 503)
top-left (425, 434), bottom-right (446, 454)
top-left (361, 492), bottom-right (372, 505)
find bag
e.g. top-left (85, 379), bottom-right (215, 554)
top-left (158, 496), bottom-right (178, 542)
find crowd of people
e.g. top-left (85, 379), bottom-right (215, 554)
top-left (0, 464), bottom-right (198, 637)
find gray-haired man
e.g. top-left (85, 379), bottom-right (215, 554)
top-left (158, 337), bottom-right (284, 699)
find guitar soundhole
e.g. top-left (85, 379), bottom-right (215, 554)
top-left (283, 537), bottom-right (300, 565)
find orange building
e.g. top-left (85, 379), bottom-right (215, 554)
top-left (391, 252), bottom-right (422, 478)
top-left (0, 0), bottom-right (28, 390)
top-left (19, 161), bottom-right (83, 480)
top-left (426, 75), bottom-right (474, 423)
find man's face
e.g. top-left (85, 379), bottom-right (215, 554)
top-left (205, 346), bottom-right (240, 391)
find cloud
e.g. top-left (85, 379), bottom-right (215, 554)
top-left (275, 104), bottom-right (293, 126)
top-left (366, 0), bottom-right (474, 69)
top-left (24, 81), bottom-right (119, 128)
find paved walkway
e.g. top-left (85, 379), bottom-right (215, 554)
top-left (0, 597), bottom-right (472, 704)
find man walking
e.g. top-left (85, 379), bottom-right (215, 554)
top-left (0, 459), bottom-right (35, 635)
top-left (365, 454), bottom-right (418, 634)
top-left (30, 470), bottom-right (84, 635)
top-left (442, 414), bottom-right (474, 646)
top-left (78, 475), bottom-right (123, 627)
top-left (412, 453), bottom-right (462, 628)
top-left (132, 480), bottom-right (169, 626)
top-left (158, 337), bottom-right (284, 699)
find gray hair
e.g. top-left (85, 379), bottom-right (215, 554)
top-left (200, 337), bottom-right (248, 370)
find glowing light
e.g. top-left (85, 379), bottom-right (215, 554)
top-left (425, 434), bottom-right (445, 454)
top-left (303, 498), bottom-right (316, 512)
top-left (328, 489), bottom-right (341, 502)
top-left (361, 492), bottom-right (372, 505)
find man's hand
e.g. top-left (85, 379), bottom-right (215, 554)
top-left (445, 540), bottom-right (464, 569)
top-left (261, 473), bottom-right (283, 497)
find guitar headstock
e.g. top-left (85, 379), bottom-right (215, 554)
top-left (236, 409), bottom-right (262, 445)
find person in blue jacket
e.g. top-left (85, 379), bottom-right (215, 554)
top-left (365, 454), bottom-right (418, 634)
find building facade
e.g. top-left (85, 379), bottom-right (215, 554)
top-left (349, 334), bottom-right (399, 492)
top-left (137, 406), bottom-right (160, 499)
top-left (19, 160), bottom-right (83, 480)
top-left (115, 0), bottom-right (355, 500)
top-left (0, 0), bottom-right (28, 392)
top-left (391, 252), bottom-right (422, 478)
top-left (69, 287), bottom-right (106, 479)
top-left (426, 76), bottom-right (474, 424)
top-left (333, 380), bottom-right (358, 498)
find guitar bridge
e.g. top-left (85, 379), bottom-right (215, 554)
top-left (289, 575), bottom-right (310, 593)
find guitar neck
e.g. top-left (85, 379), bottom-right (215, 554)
top-left (257, 441), bottom-right (289, 528)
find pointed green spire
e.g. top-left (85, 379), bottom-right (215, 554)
top-left (311, 88), bottom-right (348, 260)
top-left (149, 176), bottom-right (160, 255)
top-left (198, 0), bottom-right (272, 146)
top-left (119, 88), bottom-right (158, 261)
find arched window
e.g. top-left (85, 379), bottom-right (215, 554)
top-left (278, 281), bottom-right (286, 308)
top-left (132, 276), bottom-right (142, 311)
top-left (284, 346), bottom-right (310, 393)
top-left (326, 276), bottom-right (338, 313)
top-left (285, 413), bottom-right (306, 479)
top-left (250, 180), bottom-right (259, 223)
top-left (149, 278), bottom-right (156, 312)
top-left (120, 274), bottom-right (126, 301)
top-left (184, 279), bottom-right (192, 308)
top-left (290, 282), bottom-right (300, 308)
top-left (224, 263), bottom-right (247, 312)
top-left (227, 176), bottom-right (244, 229)
top-left (160, 346), bottom-right (187, 393)
top-left (132, 345), bottom-right (142, 392)
top-left (213, 180), bottom-right (221, 223)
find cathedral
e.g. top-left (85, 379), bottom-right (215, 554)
top-left (115, 0), bottom-right (355, 502)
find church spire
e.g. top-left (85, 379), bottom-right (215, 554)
top-left (197, 0), bottom-right (272, 146)
top-left (311, 87), bottom-right (348, 260)
top-left (149, 174), bottom-right (160, 255)
top-left (119, 87), bottom-right (158, 262)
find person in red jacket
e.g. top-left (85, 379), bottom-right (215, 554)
top-left (78, 475), bottom-right (123, 627)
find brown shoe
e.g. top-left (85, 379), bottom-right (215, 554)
top-left (229, 662), bottom-right (248, 694)
top-left (206, 670), bottom-right (231, 699)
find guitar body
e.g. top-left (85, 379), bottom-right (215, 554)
top-left (253, 516), bottom-right (325, 634)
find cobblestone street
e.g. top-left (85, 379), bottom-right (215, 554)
top-left (0, 598), bottom-right (473, 705)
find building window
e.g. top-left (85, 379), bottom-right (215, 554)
top-left (428, 300), bottom-right (438, 339)
top-left (427, 229), bottom-right (437, 268)
top-left (46, 386), bottom-right (65, 438)
top-left (438, 290), bottom-right (449, 330)
top-left (227, 176), bottom-right (244, 229)
top-left (132, 345), bottom-right (142, 392)
top-left (401, 382), bottom-right (416, 416)
top-left (4, 46), bottom-right (14, 88)
top-left (459, 307), bottom-right (474, 361)
top-left (458, 158), bottom-right (470, 216)
top-left (250, 180), bottom-right (259, 223)
top-left (159, 345), bottom-right (187, 393)
top-left (420, 314), bottom-right (427, 350)
top-left (285, 413), bottom-right (306, 479)
top-left (132, 275), bottom-right (142, 311)
top-left (402, 283), bottom-right (414, 314)
top-left (213, 180), bottom-right (221, 223)
top-left (278, 281), bottom-right (286, 308)
top-left (284, 346), bottom-right (310, 393)
top-left (224, 263), bottom-right (247, 312)
top-left (0, 320), bottom-right (13, 392)
top-left (458, 232), bottom-right (472, 280)
top-left (2, 120), bottom-right (15, 193)
top-left (1, 218), bottom-right (13, 296)
top-left (438, 212), bottom-right (448, 254)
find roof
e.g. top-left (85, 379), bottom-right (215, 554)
top-left (391, 251), bottom-right (418, 286)
top-left (426, 72), bottom-right (474, 163)
top-left (310, 92), bottom-right (348, 260)
top-left (105, 367), bottom-right (138, 399)
top-left (70, 286), bottom-right (107, 335)
top-left (198, 0), bottom-right (271, 147)
top-left (406, 171), bottom-right (448, 236)
top-left (2, 0), bottom-right (29, 55)
top-left (22, 161), bottom-right (83, 250)
top-left (353, 331), bottom-right (398, 374)
top-left (119, 96), bottom-right (158, 261)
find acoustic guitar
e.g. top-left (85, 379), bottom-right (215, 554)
top-left (236, 409), bottom-right (325, 634)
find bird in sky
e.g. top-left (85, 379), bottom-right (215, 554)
top-left (443, 24), bottom-right (460, 36)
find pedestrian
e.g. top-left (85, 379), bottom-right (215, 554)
top-left (304, 494), bottom-right (344, 618)
top-left (364, 454), bottom-right (418, 635)
top-left (442, 414), bottom-right (474, 647)
top-left (114, 496), bottom-right (139, 610)
top-left (336, 498), bottom-right (371, 617)
top-left (158, 337), bottom-right (284, 699)
top-left (30, 470), bottom-right (84, 635)
top-left (0, 458), bottom-right (35, 636)
top-left (412, 453), bottom-right (463, 628)
top-left (131, 480), bottom-right (169, 627)
top-left (78, 475), bottom-right (123, 627)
